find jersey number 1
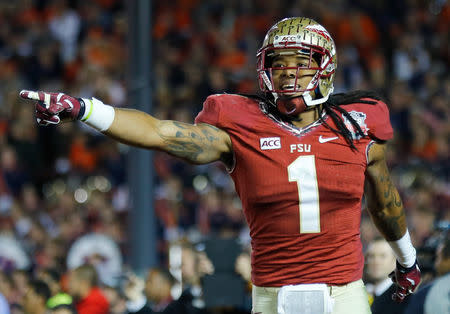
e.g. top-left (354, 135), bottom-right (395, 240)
top-left (288, 155), bottom-right (321, 233)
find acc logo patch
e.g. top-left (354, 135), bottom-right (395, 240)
top-left (260, 137), bottom-right (281, 150)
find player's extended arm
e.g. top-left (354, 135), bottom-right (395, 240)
top-left (365, 142), bottom-right (421, 302)
top-left (19, 90), bottom-right (232, 165)
top-left (106, 109), bottom-right (232, 164)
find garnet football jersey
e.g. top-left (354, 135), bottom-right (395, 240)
top-left (195, 94), bottom-right (393, 287)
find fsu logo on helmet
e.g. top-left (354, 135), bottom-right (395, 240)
top-left (305, 24), bottom-right (332, 42)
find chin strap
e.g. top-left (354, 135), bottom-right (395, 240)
top-left (301, 71), bottom-right (332, 107)
top-left (302, 89), bottom-right (331, 107)
top-left (275, 89), bottom-right (332, 117)
top-left (276, 96), bottom-right (307, 116)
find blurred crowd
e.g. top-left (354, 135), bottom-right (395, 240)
top-left (0, 0), bottom-right (448, 313)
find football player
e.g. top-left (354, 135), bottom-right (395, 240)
top-left (20, 17), bottom-right (420, 314)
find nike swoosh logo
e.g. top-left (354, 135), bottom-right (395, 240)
top-left (319, 135), bottom-right (338, 143)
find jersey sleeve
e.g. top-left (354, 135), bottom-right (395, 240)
top-left (366, 99), bottom-right (393, 141)
top-left (195, 95), bottom-right (222, 127)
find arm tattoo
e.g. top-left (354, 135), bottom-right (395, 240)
top-left (156, 121), bottom-right (221, 163)
top-left (367, 159), bottom-right (406, 241)
top-left (372, 210), bottom-right (406, 240)
top-left (380, 171), bottom-right (403, 208)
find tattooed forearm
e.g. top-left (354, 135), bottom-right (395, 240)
top-left (156, 121), bottom-right (222, 163)
top-left (201, 126), bottom-right (221, 142)
top-left (104, 109), bottom-right (231, 164)
top-left (368, 206), bottom-right (407, 241)
top-left (165, 141), bottom-right (204, 160)
top-left (365, 145), bottom-right (407, 241)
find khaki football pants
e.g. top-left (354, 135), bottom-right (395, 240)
top-left (252, 279), bottom-right (372, 314)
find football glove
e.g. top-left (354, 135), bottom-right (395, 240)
top-left (19, 90), bottom-right (85, 126)
top-left (389, 259), bottom-right (421, 302)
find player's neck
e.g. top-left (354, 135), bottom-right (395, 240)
top-left (291, 105), bottom-right (321, 129)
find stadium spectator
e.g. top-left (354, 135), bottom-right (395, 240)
top-left (11, 270), bottom-right (30, 307)
top-left (101, 285), bottom-right (127, 314)
top-left (364, 237), bottom-right (409, 314)
top-left (162, 243), bottom-right (213, 314)
top-left (123, 273), bottom-right (154, 314)
top-left (123, 267), bottom-right (177, 314)
top-left (0, 147), bottom-right (30, 197)
top-left (35, 268), bottom-right (72, 309)
top-left (144, 268), bottom-right (176, 312)
top-left (0, 271), bottom-right (15, 308)
top-left (19, 15), bottom-right (423, 314)
top-left (47, 0), bottom-right (81, 63)
top-left (234, 252), bottom-right (251, 284)
top-left (234, 251), bottom-right (252, 312)
top-left (67, 264), bottom-right (109, 314)
top-left (49, 304), bottom-right (78, 314)
top-left (124, 247), bottom-right (213, 314)
top-left (404, 237), bottom-right (450, 314)
top-left (23, 279), bottom-right (51, 314)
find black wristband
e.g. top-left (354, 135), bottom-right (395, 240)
top-left (396, 259), bottom-right (417, 273)
top-left (77, 98), bottom-right (86, 120)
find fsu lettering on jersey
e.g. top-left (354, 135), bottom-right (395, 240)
top-left (195, 94), bottom-right (393, 287)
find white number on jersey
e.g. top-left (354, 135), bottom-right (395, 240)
top-left (287, 155), bottom-right (321, 233)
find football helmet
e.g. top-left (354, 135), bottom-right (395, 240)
top-left (257, 17), bottom-right (337, 116)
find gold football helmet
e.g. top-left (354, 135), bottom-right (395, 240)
top-left (257, 17), bottom-right (337, 114)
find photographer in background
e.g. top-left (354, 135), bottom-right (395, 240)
top-left (234, 250), bottom-right (252, 313)
top-left (124, 267), bottom-right (176, 314)
top-left (163, 243), bottom-right (214, 314)
top-left (415, 221), bottom-right (450, 285)
top-left (125, 243), bottom-right (214, 314)
top-left (405, 236), bottom-right (450, 314)
top-left (145, 268), bottom-right (176, 312)
top-left (364, 237), bottom-right (410, 314)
